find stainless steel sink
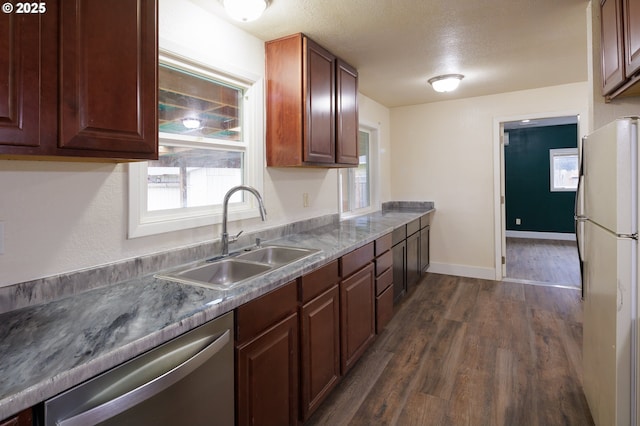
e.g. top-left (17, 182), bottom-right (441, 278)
top-left (155, 245), bottom-right (318, 290)
top-left (235, 245), bottom-right (318, 266)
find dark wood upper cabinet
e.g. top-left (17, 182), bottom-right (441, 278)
top-left (0, 10), bottom-right (56, 152)
top-left (601, 0), bottom-right (625, 95)
top-left (265, 33), bottom-right (358, 167)
top-left (0, 0), bottom-right (158, 160)
top-left (624, 0), bottom-right (640, 76)
top-left (336, 59), bottom-right (359, 165)
top-left (600, 0), bottom-right (640, 99)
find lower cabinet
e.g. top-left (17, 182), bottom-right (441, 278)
top-left (299, 261), bottom-right (341, 422)
top-left (340, 262), bottom-right (375, 374)
top-left (392, 230), bottom-right (407, 303)
top-left (235, 237), bottom-right (395, 424)
top-left (235, 281), bottom-right (299, 426)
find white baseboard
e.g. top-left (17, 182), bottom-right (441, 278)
top-left (505, 231), bottom-right (576, 241)
top-left (427, 262), bottom-right (496, 280)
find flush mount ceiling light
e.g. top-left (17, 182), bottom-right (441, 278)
top-left (428, 74), bottom-right (465, 93)
top-left (182, 117), bottom-right (202, 130)
top-left (223, 0), bottom-right (268, 22)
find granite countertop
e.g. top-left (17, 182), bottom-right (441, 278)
top-left (0, 206), bottom-right (434, 420)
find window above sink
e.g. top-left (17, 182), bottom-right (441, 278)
top-left (128, 50), bottom-right (265, 238)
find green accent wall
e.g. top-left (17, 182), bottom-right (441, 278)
top-left (505, 124), bottom-right (577, 233)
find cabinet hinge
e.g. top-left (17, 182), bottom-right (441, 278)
top-left (502, 256), bottom-right (506, 265)
top-left (501, 196), bottom-right (505, 204)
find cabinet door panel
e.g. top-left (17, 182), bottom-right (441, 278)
top-left (624, 0), bottom-right (640, 76)
top-left (0, 12), bottom-right (55, 151)
top-left (59, 0), bottom-right (157, 157)
top-left (407, 231), bottom-right (420, 288)
top-left (304, 38), bottom-right (335, 164)
top-left (336, 59), bottom-right (358, 165)
top-left (420, 225), bottom-right (430, 274)
top-left (340, 263), bottom-right (375, 374)
top-left (237, 313), bottom-right (299, 426)
top-left (392, 241), bottom-right (406, 303)
top-left (601, 0), bottom-right (626, 94)
top-left (300, 286), bottom-right (340, 421)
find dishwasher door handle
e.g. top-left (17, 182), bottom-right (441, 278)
top-left (57, 329), bottom-right (231, 426)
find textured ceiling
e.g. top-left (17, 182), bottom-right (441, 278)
top-left (192, 0), bottom-right (589, 108)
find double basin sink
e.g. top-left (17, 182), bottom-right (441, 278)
top-left (155, 245), bottom-right (319, 290)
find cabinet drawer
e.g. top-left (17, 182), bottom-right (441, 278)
top-left (236, 280), bottom-right (298, 343)
top-left (375, 233), bottom-right (392, 256)
top-left (340, 242), bottom-right (374, 278)
top-left (375, 267), bottom-right (393, 296)
top-left (375, 250), bottom-right (392, 277)
top-left (300, 260), bottom-right (340, 303)
top-left (407, 218), bottom-right (420, 236)
top-left (392, 226), bottom-right (406, 245)
top-left (420, 213), bottom-right (431, 229)
top-left (376, 285), bottom-right (394, 334)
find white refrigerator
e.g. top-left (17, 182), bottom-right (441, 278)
top-left (577, 117), bottom-right (638, 426)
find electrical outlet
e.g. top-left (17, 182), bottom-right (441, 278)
top-left (515, 218), bottom-right (521, 225)
top-left (302, 193), bottom-right (309, 208)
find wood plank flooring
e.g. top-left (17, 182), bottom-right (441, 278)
top-left (506, 238), bottom-right (581, 288)
top-left (306, 273), bottom-right (593, 426)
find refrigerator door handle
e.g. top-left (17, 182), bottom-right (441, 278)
top-left (575, 136), bottom-right (586, 297)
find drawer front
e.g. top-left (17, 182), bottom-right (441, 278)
top-left (340, 242), bottom-right (374, 278)
top-left (376, 285), bottom-right (394, 333)
top-left (236, 280), bottom-right (298, 343)
top-left (375, 267), bottom-right (393, 296)
top-left (407, 218), bottom-right (420, 236)
top-left (375, 250), bottom-right (393, 277)
top-left (300, 260), bottom-right (340, 303)
top-left (392, 225), bottom-right (406, 245)
top-left (374, 233), bottom-right (392, 256)
top-left (420, 213), bottom-right (431, 229)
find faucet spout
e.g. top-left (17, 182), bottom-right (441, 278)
top-left (221, 185), bottom-right (267, 257)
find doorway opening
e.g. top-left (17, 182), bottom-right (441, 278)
top-left (496, 114), bottom-right (582, 289)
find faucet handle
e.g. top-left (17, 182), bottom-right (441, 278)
top-left (230, 230), bottom-right (243, 243)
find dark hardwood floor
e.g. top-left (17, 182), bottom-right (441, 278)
top-left (505, 238), bottom-right (581, 288)
top-left (306, 273), bottom-right (593, 426)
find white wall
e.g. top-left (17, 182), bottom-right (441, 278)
top-left (390, 82), bottom-right (589, 279)
top-left (0, 0), bottom-right (391, 288)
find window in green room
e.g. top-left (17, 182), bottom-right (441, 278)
top-left (549, 148), bottom-right (579, 191)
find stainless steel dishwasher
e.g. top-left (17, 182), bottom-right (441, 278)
top-left (44, 311), bottom-right (234, 426)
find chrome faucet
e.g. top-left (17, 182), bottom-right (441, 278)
top-left (221, 185), bottom-right (267, 257)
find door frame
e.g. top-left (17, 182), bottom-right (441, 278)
top-left (492, 111), bottom-right (584, 281)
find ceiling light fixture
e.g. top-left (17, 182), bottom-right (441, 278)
top-left (223, 0), bottom-right (268, 22)
top-left (428, 74), bottom-right (464, 93)
top-left (182, 117), bottom-right (202, 130)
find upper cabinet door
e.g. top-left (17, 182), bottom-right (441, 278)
top-left (304, 38), bottom-right (335, 164)
top-left (0, 12), bottom-right (55, 152)
top-left (601, 0), bottom-right (626, 95)
top-left (624, 0), bottom-right (640, 77)
top-left (59, 0), bottom-right (158, 158)
top-left (336, 59), bottom-right (358, 166)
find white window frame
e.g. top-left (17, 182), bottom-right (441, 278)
top-left (339, 122), bottom-right (380, 219)
top-left (128, 50), bottom-right (264, 238)
top-left (549, 147), bottom-right (579, 192)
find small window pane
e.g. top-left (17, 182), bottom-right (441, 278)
top-left (158, 64), bottom-right (243, 142)
top-left (341, 130), bottom-right (370, 213)
top-left (550, 148), bottom-right (579, 191)
top-left (148, 147), bottom-right (243, 211)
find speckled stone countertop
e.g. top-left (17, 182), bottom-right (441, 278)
top-left (0, 205), bottom-right (434, 420)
